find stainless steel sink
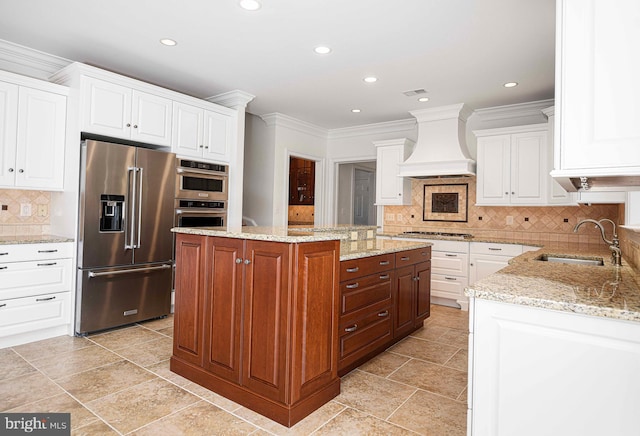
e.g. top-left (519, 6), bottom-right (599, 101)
top-left (535, 254), bottom-right (604, 266)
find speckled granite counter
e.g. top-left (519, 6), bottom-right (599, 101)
top-left (339, 238), bottom-right (431, 261)
top-left (466, 242), bottom-right (640, 322)
top-left (0, 234), bottom-right (74, 245)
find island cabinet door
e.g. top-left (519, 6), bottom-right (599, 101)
top-left (173, 233), bottom-right (206, 365)
top-left (202, 236), bottom-right (244, 384)
top-left (241, 240), bottom-right (291, 403)
top-left (415, 261), bottom-right (431, 326)
top-left (394, 265), bottom-right (416, 338)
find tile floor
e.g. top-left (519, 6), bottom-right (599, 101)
top-left (0, 305), bottom-right (469, 435)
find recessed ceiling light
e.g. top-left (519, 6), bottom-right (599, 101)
top-left (314, 46), bottom-right (332, 55)
top-left (418, 97), bottom-right (430, 102)
top-left (239, 0), bottom-right (261, 10)
top-left (504, 82), bottom-right (518, 88)
top-left (160, 38), bottom-right (177, 46)
top-left (363, 76), bottom-right (378, 83)
top-left (351, 109), bottom-right (361, 113)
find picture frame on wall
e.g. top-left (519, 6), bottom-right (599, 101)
top-left (423, 183), bottom-right (468, 222)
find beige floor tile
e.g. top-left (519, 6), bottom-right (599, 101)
top-left (0, 348), bottom-right (36, 381)
top-left (428, 313), bottom-right (469, 331)
top-left (11, 335), bottom-right (93, 362)
top-left (335, 370), bottom-right (416, 420)
top-left (0, 372), bottom-right (64, 411)
top-left (234, 400), bottom-right (345, 436)
top-left (439, 328), bottom-right (469, 349)
top-left (181, 381), bottom-right (243, 412)
top-left (457, 386), bottom-right (468, 403)
top-left (71, 419), bottom-right (119, 436)
top-left (389, 336), bottom-right (459, 365)
top-left (138, 315), bottom-right (174, 331)
top-left (445, 349), bottom-right (468, 372)
top-left (390, 359), bottom-right (467, 400)
top-left (130, 400), bottom-right (257, 435)
top-left (87, 378), bottom-right (198, 434)
top-left (156, 326), bottom-right (174, 337)
top-left (145, 359), bottom-right (192, 387)
top-left (113, 336), bottom-right (173, 367)
top-left (409, 324), bottom-right (448, 341)
top-left (89, 325), bottom-right (166, 350)
top-left (56, 360), bottom-right (157, 402)
top-left (314, 407), bottom-right (416, 435)
top-left (356, 351), bottom-right (410, 378)
top-left (29, 345), bottom-right (122, 380)
top-left (7, 392), bottom-right (99, 429)
top-left (388, 389), bottom-right (467, 435)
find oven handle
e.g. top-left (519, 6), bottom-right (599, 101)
top-left (175, 209), bottom-right (226, 215)
top-left (177, 167), bottom-right (227, 177)
top-left (88, 264), bottom-right (172, 278)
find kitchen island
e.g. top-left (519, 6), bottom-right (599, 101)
top-left (465, 243), bottom-right (640, 436)
top-left (170, 226), bottom-right (431, 426)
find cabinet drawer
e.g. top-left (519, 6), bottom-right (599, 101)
top-left (340, 273), bottom-right (392, 320)
top-left (431, 273), bottom-right (468, 300)
top-left (432, 251), bottom-right (469, 276)
top-left (0, 258), bottom-right (72, 300)
top-left (338, 307), bottom-right (393, 363)
top-left (395, 247), bottom-right (431, 266)
top-left (340, 253), bottom-right (395, 279)
top-left (471, 242), bottom-right (522, 257)
top-left (0, 242), bottom-right (73, 263)
top-left (0, 292), bottom-right (70, 336)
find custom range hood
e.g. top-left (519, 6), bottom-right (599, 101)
top-left (398, 103), bottom-right (475, 178)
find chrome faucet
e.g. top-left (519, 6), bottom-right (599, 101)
top-left (573, 219), bottom-right (622, 266)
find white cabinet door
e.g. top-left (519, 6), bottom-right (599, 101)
top-left (131, 90), bottom-right (172, 146)
top-left (172, 102), bottom-right (204, 158)
top-left (375, 140), bottom-right (413, 205)
top-left (0, 81), bottom-right (18, 187)
top-left (469, 254), bottom-right (510, 285)
top-left (557, 0), bottom-right (640, 174)
top-left (510, 131), bottom-right (545, 205)
top-left (202, 109), bottom-right (232, 162)
top-left (83, 76), bottom-right (132, 138)
top-left (15, 87), bottom-right (66, 190)
top-left (476, 135), bottom-right (510, 205)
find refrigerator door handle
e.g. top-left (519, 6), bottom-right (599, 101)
top-left (87, 264), bottom-right (172, 278)
top-left (125, 166), bottom-right (137, 250)
top-left (136, 167), bottom-right (144, 249)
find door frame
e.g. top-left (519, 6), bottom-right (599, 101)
top-left (284, 150), bottom-right (324, 227)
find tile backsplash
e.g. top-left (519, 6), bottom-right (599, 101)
top-left (288, 205), bottom-right (315, 225)
top-left (383, 177), bottom-right (620, 246)
top-left (0, 189), bottom-right (51, 236)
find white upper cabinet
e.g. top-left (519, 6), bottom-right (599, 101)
top-left (82, 76), bottom-right (172, 147)
top-left (374, 138), bottom-right (414, 206)
top-left (553, 0), bottom-right (640, 177)
top-left (0, 73), bottom-right (67, 191)
top-left (475, 125), bottom-right (547, 206)
top-left (173, 102), bottom-right (233, 163)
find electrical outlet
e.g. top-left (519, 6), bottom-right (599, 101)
top-left (20, 203), bottom-right (32, 217)
top-left (506, 215), bottom-right (514, 225)
top-left (37, 204), bottom-right (48, 217)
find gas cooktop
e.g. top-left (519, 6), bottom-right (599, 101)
top-left (401, 231), bottom-right (474, 240)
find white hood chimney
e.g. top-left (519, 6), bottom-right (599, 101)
top-left (398, 103), bottom-right (475, 178)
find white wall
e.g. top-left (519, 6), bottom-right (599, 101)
top-left (243, 114), bottom-right (276, 226)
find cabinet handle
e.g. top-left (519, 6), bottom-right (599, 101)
top-left (37, 262), bottom-right (57, 267)
top-left (445, 254), bottom-right (457, 257)
top-left (244, 259), bottom-right (251, 265)
top-left (488, 247), bottom-right (502, 251)
top-left (378, 310), bottom-right (389, 317)
top-left (0, 266), bottom-right (7, 270)
top-left (400, 256), bottom-right (409, 261)
top-left (7, 168), bottom-right (13, 173)
top-left (421, 251), bottom-right (428, 256)
top-left (444, 276), bottom-right (457, 281)
top-left (235, 258), bottom-right (243, 264)
top-left (0, 303), bottom-right (6, 308)
top-left (36, 296), bottom-right (56, 302)
top-left (379, 274), bottom-right (389, 280)
top-left (379, 260), bottom-right (390, 266)
top-left (344, 324), bottom-right (358, 333)
top-left (346, 266), bottom-right (359, 273)
top-left (0, 252), bottom-right (8, 256)
top-left (38, 249), bottom-right (58, 253)
top-left (345, 282), bottom-right (359, 289)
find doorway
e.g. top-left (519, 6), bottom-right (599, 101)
top-left (336, 162), bottom-right (376, 225)
top-left (288, 156), bottom-right (316, 225)
top-left (353, 168), bottom-right (375, 225)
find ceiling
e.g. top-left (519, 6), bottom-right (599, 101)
top-left (0, 0), bottom-right (555, 130)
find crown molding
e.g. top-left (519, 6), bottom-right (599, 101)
top-left (260, 113), bottom-right (328, 139)
top-left (0, 39), bottom-right (71, 80)
top-left (328, 118), bottom-right (416, 140)
top-left (207, 90), bottom-right (255, 109)
top-left (472, 99), bottom-right (555, 123)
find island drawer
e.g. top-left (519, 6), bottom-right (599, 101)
top-left (340, 253), bottom-right (395, 279)
top-left (338, 306), bottom-right (393, 369)
top-left (395, 247), bottom-right (431, 266)
top-left (340, 272), bottom-right (392, 320)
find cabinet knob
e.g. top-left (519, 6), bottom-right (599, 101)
top-left (8, 168), bottom-right (13, 173)
top-left (204, 146), bottom-right (209, 149)
top-left (199, 145), bottom-right (204, 148)
top-left (244, 259), bottom-right (251, 265)
top-left (512, 192), bottom-right (515, 195)
top-left (133, 125), bottom-right (138, 129)
top-left (235, 258), bottom-right (242, 264)
top-left (505, 192), bottom-right (509, 195)
top-left (398, 193), bottom-right (402, 196)
top-left (18, 169), bottom-right (24, 173)
top-left (126, 123), bottom-right (131, 127)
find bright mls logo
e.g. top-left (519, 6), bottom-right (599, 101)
top-left (0, 413), bottom-right (70, 435)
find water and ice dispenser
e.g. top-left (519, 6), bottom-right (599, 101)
top-left (99, 194), bottom-right (124, 232)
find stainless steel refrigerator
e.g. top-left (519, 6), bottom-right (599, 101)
top-left (76, 140), bottom-right (175, 334)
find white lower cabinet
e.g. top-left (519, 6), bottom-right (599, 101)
top-left (469, 242), bottom-right (523, 284)
top-left (0, 242), bottom-right (73, 348)
top-left (469, 298), bottom-right (640, 436)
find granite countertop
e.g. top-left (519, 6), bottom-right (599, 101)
top-left (339, 238), bottom-right (431, 261)
top-left (173, 226), bottom-right (350, 243)
top-left (466, 242), bottom-right (640, 322)
top-left (0, 234), bottom-right (74, 245)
